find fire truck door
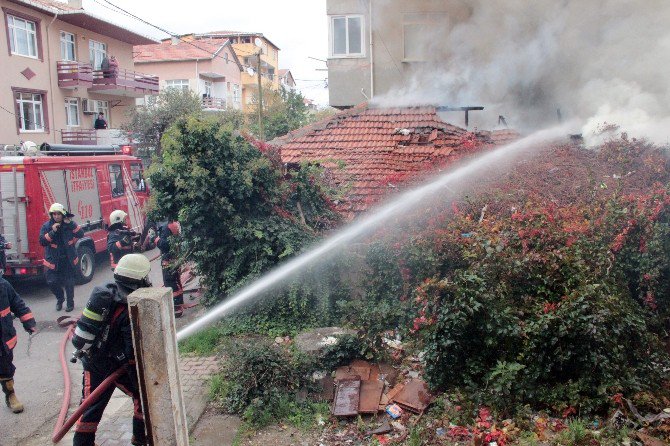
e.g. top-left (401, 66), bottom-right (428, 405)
top-left (65, 168), bottom-right (103, 230)
top-left (0, 168), bottom-right (28, 260)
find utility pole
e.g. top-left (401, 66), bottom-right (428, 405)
top-left (256, 48), bottom-right (264, 141)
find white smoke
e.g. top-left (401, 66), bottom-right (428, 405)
top-left (372, 0), bottom-right (670, 143)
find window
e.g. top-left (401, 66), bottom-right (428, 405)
top-left (330, 15), bottom-right (364, 57)
top-left (64, 98), bottom-right (79, 127)
top-left (60, 31), bottom-right (75, 61)
top-left (8, 14), bottom-right (38, 58)
top-left (165, 79), bottom-right (190, 92)
top-left (16, 91), bottom-right (44, 132)
top-left (130, 163), bottom-right (146, 192)
top-left (203, 80), bottom-right (212, 97)
top-left (91, 100), bottom-right (109, 127)
top-left (224, 52), bottom-right (228, 63)
top-left (108, 164), bottom-right (124, 197)
top-left (233, 84), bottom-right (241, 105)
top-left (89, 39), bottom-right (106, 69)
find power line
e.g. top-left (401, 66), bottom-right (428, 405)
top-left (0, 105), bottom-right (16, 116)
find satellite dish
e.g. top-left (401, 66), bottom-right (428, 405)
top-left (254, 37), bottom-right (263, 47)
top-left (246, 67), bottom-right (255, 76)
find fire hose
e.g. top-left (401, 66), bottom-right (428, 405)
top-left (51, 316), bottom-right (126, 443)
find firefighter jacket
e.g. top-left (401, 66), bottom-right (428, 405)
top-left (39, 219), bottom-right (85, 271)
top-left (0, 277), bottom-right (35, 356)
top-left (0, 234), bottom-right (9, 271)
top-left (107, 225), bottom-right (134, 270)
top-left (79, 282), bottom-right (134, 374)
top-left (154, 222), bottom-right (180, 263)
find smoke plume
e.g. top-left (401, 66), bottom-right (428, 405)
top-left (372, 0), bottom-right (670, 143)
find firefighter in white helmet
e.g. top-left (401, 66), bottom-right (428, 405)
top-left (106, 210), bottom-right (140, 271)
top-left (39, 203), bottom-right (84, 312)
top-left (71, 253), bottom-right (150, 446)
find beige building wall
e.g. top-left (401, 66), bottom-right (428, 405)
top-left (0, 0), bottom-right (142, 145)
top-left (327, 0), bottom-right (471, 108)
top-left (232, 38), bottom-right (280, 110)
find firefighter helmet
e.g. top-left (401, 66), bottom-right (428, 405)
top-left (114, 254), bottom-right (151, 286)
top-left (109, 210), bottom-right (128, 226)
top-left (49, 203), bottom-right (66, 215)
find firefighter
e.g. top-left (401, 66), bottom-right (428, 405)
top-left (39, 203), bottom-right (85, 312)
top-left (154, 221), bottom-right (184, 317)
top-left (72, 253), bottom-right (151, 446)
top-left (107, 210), bottom-right (140, 271)
top-left (0, 275), bottom-right (36, 414)
top-left (0, 233), bottom-right (11, 274)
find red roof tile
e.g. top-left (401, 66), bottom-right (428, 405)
top-left (271, 104), bottom-right (518, 219)
top-left (134, 40), bottom-right (225, 62)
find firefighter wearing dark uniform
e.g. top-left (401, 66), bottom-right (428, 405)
top-left (72, 254), bottom-right (151, 446)
top-left (39, 203), bottom-right (84, 312)
top-left (106, 210), bottom-right (138, 271)
top-left (0, 233), bottom-right (11, 274)
top-left (0, 276), bottom-right (36, 413)
top-left (154, 221), bottom-right (184, 317)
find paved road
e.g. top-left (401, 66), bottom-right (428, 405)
top-left (0, 248), bottom-right (167, 446)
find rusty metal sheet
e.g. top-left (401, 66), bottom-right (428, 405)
top-left (350, 359), bottom-right (372, 381)
top-left (318, 374), bottom-right (335, 402)
top-left (359, 380), bottom-right (384, 413)
top-left (385, 382), bottom-right (405, 402)
top-left (392, 379), bottom-right (433, 414)
top-left (332, 378), bottom-right (360, 417)
top-left (637, 433), bottom-right (667, 446)
top-left (379, 363), bottom-right (398, 386)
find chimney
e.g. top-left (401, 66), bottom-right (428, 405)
top-left (67, 0), bottom-right (83, 9)
top-left (171, 36), bottom-right (180, 46)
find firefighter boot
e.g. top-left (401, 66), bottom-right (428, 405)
top-left (1, 378), bottom-right (24, 413)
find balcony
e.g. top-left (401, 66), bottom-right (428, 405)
top-left (60, 129), bottom-right (130, 146)
top-left (201, 97), bottom-right (226, 110)
top-left (89, 68), bottom-right (159, 97)
top-left (57, 61), bottom-right (93, 89)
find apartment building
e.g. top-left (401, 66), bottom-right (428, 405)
top-left (0, 0), bottom-right (159, 146)
top-left (134, 35), bottom-right (243, 111)
top-left (279, 69), bottom-right (296, 90)
top-left (195, 31), bottom-right (280, 110)
top-left (326, 0), bottom-right (470, 108)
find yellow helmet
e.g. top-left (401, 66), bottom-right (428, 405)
top-left (109, 210), bottom-right (128, 226)
top-left (49, 203), bottom-right (66, 215)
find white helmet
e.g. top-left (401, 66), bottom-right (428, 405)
top-left (114, 254), bottom-right (151, 286)
top-left (49, 203), bottom-right (66, 215)
top-left (109, 210), bottom-right (128, 226)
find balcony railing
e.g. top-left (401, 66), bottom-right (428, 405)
top-left (201, 97), bottom-right (226, 110)
top-left (90, 68), bottom-right (159, 97)
top-left (57, 61), bottom-right (93, 89)
top-left (61, 129), bottom-right (130, 146)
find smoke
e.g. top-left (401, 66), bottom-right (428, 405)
top-left (371, 0), bottom-right (670, 143)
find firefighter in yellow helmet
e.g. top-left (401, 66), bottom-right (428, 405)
top-left (107, 210), bottom-right (140, 271)
top-left (72, 253), bottom-right (150, 446)
top-left (39, 203), bottom-right (84, 312)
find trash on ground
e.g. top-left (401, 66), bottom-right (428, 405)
top-left (332, 378), bottom-right (360, 417)
top-left (368, 420), bottom-right (392, 435)
top-left (386, 404), bottom-right (403, 419)
top-left (391, 378), bottom-right (433, 414)
top-left (637, 432), bottom-right (667, 446)
top-left (359, 380), bottom-right (384, 413)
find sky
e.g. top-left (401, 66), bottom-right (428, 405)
top-left (81, 0), bottom-right (331, 105)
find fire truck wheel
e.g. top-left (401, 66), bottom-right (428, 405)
top-left (74, 246), bottom-right (95, 284)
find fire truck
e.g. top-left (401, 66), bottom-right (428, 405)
top-left (0, 143), bottom-right (149, 283)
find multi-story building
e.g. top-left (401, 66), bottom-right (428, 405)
top-left (326, 0), bottom-right (470, 109)
top-left (0, 0), bottom-right (159, 146)
top-left (279, 69), bottom-right (296, 90)
top-left (194, 31), bottom-right (280, 110)
top-left (134, 35), bottom-right (243, 111)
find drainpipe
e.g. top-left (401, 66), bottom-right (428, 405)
top-left (46, 12), bottom-right (59, 142)
top-left (195, 58), bottom-right (199, 96)
top-left (369, 0), bottom-right (374, 99)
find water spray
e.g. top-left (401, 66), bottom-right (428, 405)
top-left (176, 123), bottom-right (576, 342)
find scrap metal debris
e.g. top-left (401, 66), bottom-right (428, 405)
top-left (332, 378), bottom-right (360, 417)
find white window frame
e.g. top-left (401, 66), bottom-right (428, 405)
top-left (64, 97), bottom-right (80, 127)
top-left (92, 100), bottom-right (109, 126)
top-left (329, 15), bottom-right (365, 58)
top-left (203, 80), bottom-right (212, 97)
top-left (60, 31), bottom-right (76, 61)
top-left (16, 92), bottom-right (44, 132)
top-left (89, 39), bottom-right (107, 69)
top-left (165, 79), bottom-right (190, 92)
top-left (8, 15), bottom-right (38, 58)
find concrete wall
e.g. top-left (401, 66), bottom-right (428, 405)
top-left (327, 0), bottom-right (471, 108)
top-left (0, 0), bottom-right (141, 145)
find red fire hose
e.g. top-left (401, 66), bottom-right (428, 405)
top-left (52, 317), bottom-right (126, 443)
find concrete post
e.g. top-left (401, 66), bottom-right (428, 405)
top-left (128, 287), bottom-right (189, 446)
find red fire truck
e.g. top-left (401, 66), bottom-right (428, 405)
top-left (0, 144), bottom-right (149, 283)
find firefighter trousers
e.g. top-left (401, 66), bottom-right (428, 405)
top-left (73, 367), bottom-right (146, 446)
top-left (46, 260), bottom-right (75, 306)
top-left (161, 261), bottom-right (184, 310)
top-left (0, 349), bottom-right (15, 379)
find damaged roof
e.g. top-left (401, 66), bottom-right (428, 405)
top-left (270, 104), bottom-right (518, 218)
